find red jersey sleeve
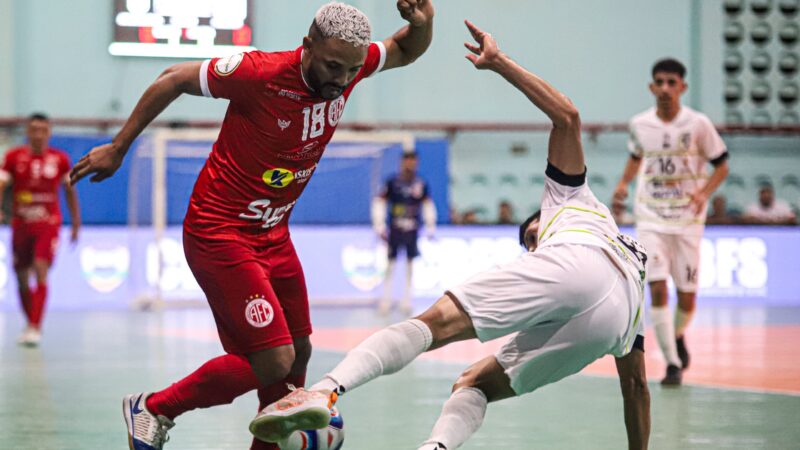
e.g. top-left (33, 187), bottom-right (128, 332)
top-left (0, 149), bottom-right (15, 183)
top-left (359, 41), bottom-right (387, 79)
top-left (200, 51), bottom-right (267, 101)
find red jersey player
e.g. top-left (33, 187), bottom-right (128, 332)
top-left (69, 2), bottom-right (434, 449)
top-left (0, 113), bottom-right (81, 347)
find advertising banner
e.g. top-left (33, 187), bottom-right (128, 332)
top-left (0, 226), bottom-right (796, 311)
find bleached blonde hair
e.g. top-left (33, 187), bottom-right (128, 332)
top-left (314, 2), bottom-right (372, 47)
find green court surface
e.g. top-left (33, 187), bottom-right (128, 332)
top-left (1, 310), bottom-right (798, 449)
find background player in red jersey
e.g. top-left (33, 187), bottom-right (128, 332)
top-left (0, 113), bottom-right (81, 347)
top-left (69, 2), bottom-right (434, 449)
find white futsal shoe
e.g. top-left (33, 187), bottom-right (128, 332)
top-left (17, 327), bottom-right (41, 347)
top-left (123, 393), bottom-right (174, 450)
top-left (249, 386), bottom-right (337, 443)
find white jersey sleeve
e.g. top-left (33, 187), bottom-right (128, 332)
top-left (697, 114), bottom-right (727, 162)
top-left (627, 120), bottom-right (644, 158)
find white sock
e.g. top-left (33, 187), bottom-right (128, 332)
top-left (419, 387), bottom-right (488, 450)
top-left (651, 306), bottom-right (681, 367)
top-left (674, 307), bottom-right (695, 338)
top-left (382, 260), bottom-right (396, 304)
top-left (312, 319), bottom-right (433, 394)
top-left (401, 260), bottom-right (414, 305)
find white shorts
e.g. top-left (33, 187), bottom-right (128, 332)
top-left (448, 244), bottom-right (640, 395)
top-left (636, 229), bottom-right (701, 293)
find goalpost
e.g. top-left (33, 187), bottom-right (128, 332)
top-left (128, 127), bottom-right (416, 310)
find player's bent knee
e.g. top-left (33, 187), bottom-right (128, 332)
top-left (416, 294), bottom-right (476, 350)
top-left (247, 344), bottom-right (296, 386)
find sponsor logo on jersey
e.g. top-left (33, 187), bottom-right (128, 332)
top-left (262, 168), bottom-right (294, 188)
top-left (276, 87), bottom-right (303, 101)
top-left (277, 119), bottom-right (291, 130)
top-left (16, 191), bottom-right (33, 204)
top-left (239, 199), bottom-right (297, 229)
top-left (214, 53), bottom-right (244, 76)
top-left (245, 295), bottom-right (274, 328)
top-left (276, 141), bottom-right (324, 161)
top-left (295, 165), bottom-right (316, 184)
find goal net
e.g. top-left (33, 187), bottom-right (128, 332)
top-left (128, 127), bottom-right (414, 309)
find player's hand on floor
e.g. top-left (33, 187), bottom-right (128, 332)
top-left (397, 0), bottom-right (434, 27)
top-left (464, 20), bottom-right (501, 70)
top-left (70, 142), bottom-right (126, 185)
top-left (70, 226), bottom-right (79, 246)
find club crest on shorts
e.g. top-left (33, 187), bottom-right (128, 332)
top-left (245, 296), bottom-right (274, 328)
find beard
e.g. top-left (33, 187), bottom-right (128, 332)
top-left (307, 67), bottom-right (347, 100)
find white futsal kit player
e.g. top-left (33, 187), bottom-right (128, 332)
top-left (615, 58), bottom-right (729, 385)
top-left (250, 21), bottom-right (651, 450)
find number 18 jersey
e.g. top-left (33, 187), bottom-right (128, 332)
top-left (187, 43), bottom-right (387, 245)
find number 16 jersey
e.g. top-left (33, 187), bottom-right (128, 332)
top-left (628, 106), bottom-right (726, 235)
top-left (186, 43), bottom-right (386, 245)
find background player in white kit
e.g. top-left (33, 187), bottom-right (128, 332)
top-left (251, 21), bottom-right (651, 450)
top-left (614, 58), bottom-right (729, 386)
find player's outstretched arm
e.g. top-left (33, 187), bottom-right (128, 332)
top-left (69, 61), bottom-right (203, 185)
top-left (614, 347), bottom-right (651, 450)
top-left (463, 20), bottom-right (584, 176)
top-left (381, 0), bottom-right (434, 71)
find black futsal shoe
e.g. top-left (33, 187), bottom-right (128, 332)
top-left (676, 335), bottom-right (690, 370)
top-left (661, 364), bottom-right (683, 386)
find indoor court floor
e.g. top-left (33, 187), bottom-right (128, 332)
top-left (1, 304), bottom-right (798, 450)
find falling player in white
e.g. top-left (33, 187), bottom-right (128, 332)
top-left (250, 21), bottom-right (651, 450)
top-left (614, 58), bottom-right (729, 386)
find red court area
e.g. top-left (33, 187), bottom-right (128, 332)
top-left (308, 325), bottom-right (800, 395)
top-left (155, 322), bottom-right (800, 395)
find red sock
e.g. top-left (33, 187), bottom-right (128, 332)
top-left (18, 286), bottom-right (32, 323)
top-left (29, 284), bottom-right (47, 328)
top-left (250, 372), bottom-right (308, 450)
top-left (146, 354), bottom-right (260, 420)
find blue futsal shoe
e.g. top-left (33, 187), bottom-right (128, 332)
top-left (123, 393), bottom-right (174, 450)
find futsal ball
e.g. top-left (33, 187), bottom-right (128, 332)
top-left (278, 407), bottom-right (345, 450)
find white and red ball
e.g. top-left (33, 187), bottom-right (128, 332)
top-left (278, 407), bottom-right (344, 450)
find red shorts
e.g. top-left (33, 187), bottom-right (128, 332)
top-left (183, 229), bottom-right (311, 355)
top-left (12, 224), bottom-right (60, 270)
